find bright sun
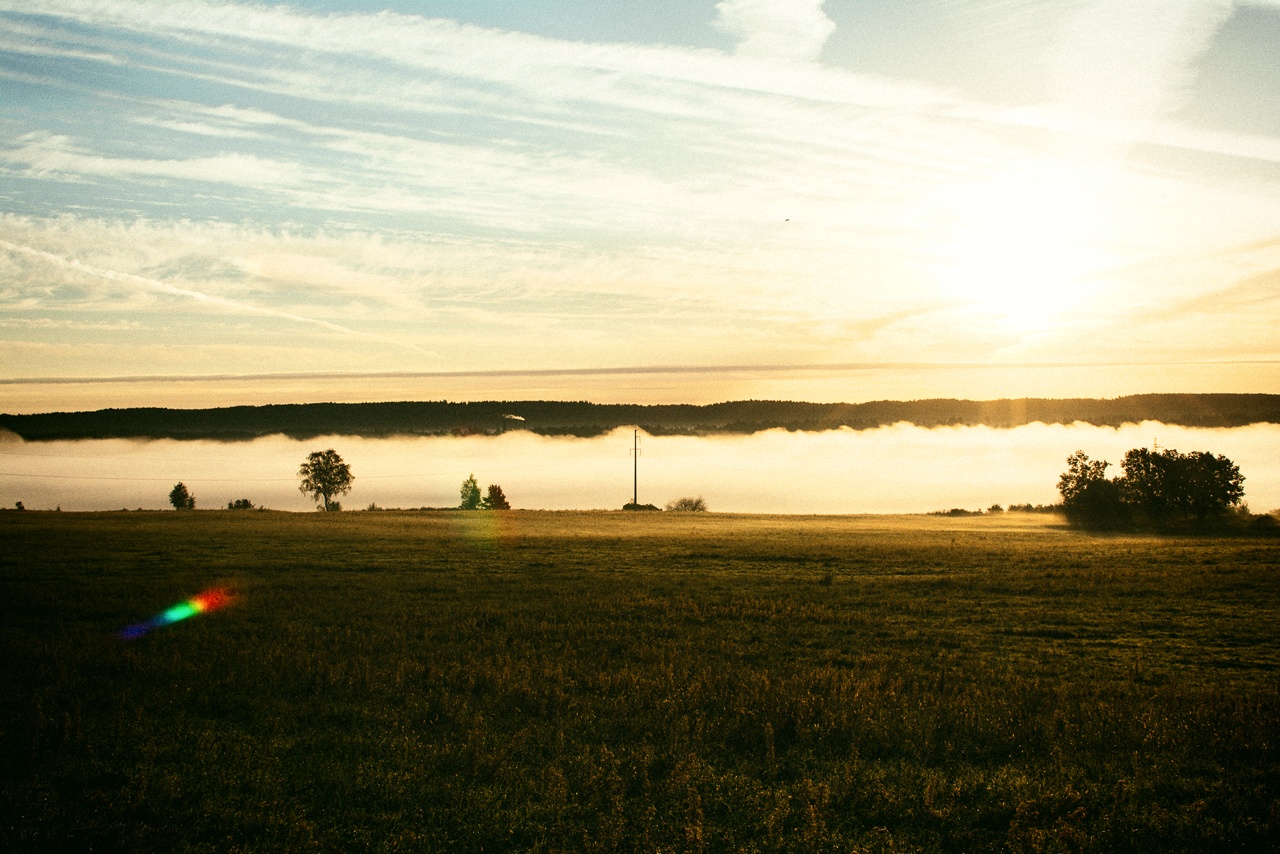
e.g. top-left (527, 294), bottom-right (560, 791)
top-left (936, 165), bottom-right (1107, 334)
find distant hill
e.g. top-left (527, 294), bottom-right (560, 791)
top-left (2, 394), bottom-right (1277, 441)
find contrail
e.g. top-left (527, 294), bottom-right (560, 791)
top-left (1, 240), bottom-right (432, 354)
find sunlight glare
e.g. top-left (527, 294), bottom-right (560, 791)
top-left (935, 165), bottom-right (1107, 333)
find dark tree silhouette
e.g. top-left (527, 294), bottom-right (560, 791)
top-left (3, 394), bottom-right (1279, 441)
top-left (1059, 447), bottom-right (1245, 528)
top-left (1057, 451), bottom-right (1108, 504)
top-left (169, 482), bottom-right (195, 510)
top-left (1120, 448), bottom-right (1244, 524)
top-left (1057, 451), bottom-right (1126, 528)
top-left (298, 449), bottom-right (353, 511)
top-left (481, 484), bottom-right (510, 510)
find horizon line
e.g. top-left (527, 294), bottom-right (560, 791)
top-left (4, 360), bottom-right (1280, 386)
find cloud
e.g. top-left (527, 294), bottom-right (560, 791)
top-left (2, 0), bottom-right (1279, 384)
top-left (1, 132), bottom-right (308, 188)
top-left (8, 0), bottom-right (1274, 181)
top-left (713, 0), bottom-right (836, 61)
top-left (10, 357), bottom-right (1269, 386)
top-left (1049, 0), bottom-right (1235, 130)
top-left (0, 239), bottom-right (431, 354)
top-left (0, 317), bottom-right (143, 331)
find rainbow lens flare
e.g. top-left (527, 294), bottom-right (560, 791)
top-left (119, 588), bottom-right (233, 639)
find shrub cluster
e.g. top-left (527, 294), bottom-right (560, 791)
top-left (1058, 448), bottom-right (1245, 529)
top-left (665, 496), bottom-right (708, 512)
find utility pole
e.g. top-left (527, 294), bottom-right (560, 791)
top-left (630, 429), bottom-right (640, 506)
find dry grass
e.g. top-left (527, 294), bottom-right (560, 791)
top-left (1, 509), bottom-right (1277, 852)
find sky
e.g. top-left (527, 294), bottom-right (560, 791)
top-left (2, 0), bottom-right (1280, 411)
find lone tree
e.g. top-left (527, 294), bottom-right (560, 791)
top-left (298, 449), bottom-right (353, 511)
top-left (481, 484), bottom-right (511, 510)
top-left (169, 482), bottom-right (195, 510)
top-left (459, 474), bottom-right (482, 510)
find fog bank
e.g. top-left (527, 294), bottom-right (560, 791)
top-left (2, 422), bottom-right (1277, 515)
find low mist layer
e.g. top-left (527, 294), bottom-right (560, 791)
top-left (3, 422), bottom-right (1278, 515)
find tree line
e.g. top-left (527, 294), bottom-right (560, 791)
top-left (6, 394), bottom-right (1278, 441)
top-left (1058, 446), bottom-right (1246, 529)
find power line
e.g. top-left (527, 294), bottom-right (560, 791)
top-left (0, 472), bottom-right (292, 483)
top-left (1, 457), bottom-right (606, 483)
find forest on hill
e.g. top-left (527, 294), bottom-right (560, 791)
top-left (2, 394), bottom-right (1277, 442)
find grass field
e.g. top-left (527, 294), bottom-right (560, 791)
top-left (1, 509), bottom-right (1277, 853)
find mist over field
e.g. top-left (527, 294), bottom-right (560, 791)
top-left (3, 422), bottom-right (1277, 515)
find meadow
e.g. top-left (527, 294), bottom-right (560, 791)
top-left (1, 509), bottom-right (1277, 853)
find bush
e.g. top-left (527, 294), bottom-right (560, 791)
top-left (1007, 503), bottom-right (1060, 514)
top-left (227, 499), bottom-right (255, 510)
top-left (665, 496), bottom-right (707, 512)
top-left (1062, 477), bottom-right (1129, 529)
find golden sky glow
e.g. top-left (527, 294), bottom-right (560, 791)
top-left (2, 0), bottom-right (1279, 410)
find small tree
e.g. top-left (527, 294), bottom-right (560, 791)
top-left (665, 496), bottom-right (708, 512)
top-left (298, 449), bottom-right (353, 511)
top-left (227, 499), bottom-right (255, 510)
top-left (481, 484), bottom-right (510, 510)
top-left (459, 474), bottom-right (481, 510)
top-left (169, 482), bottom-right (195, 510)
top-left (1057, 451), bottom-right (1109, 504)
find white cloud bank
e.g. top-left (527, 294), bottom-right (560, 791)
top-left (714, 0), bottom-right (836, 61)
top-left (1050, 0), bottom-right (1234, 131)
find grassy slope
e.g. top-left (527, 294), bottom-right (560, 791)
top-left (1, 510), bottom-right (1277, 853)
